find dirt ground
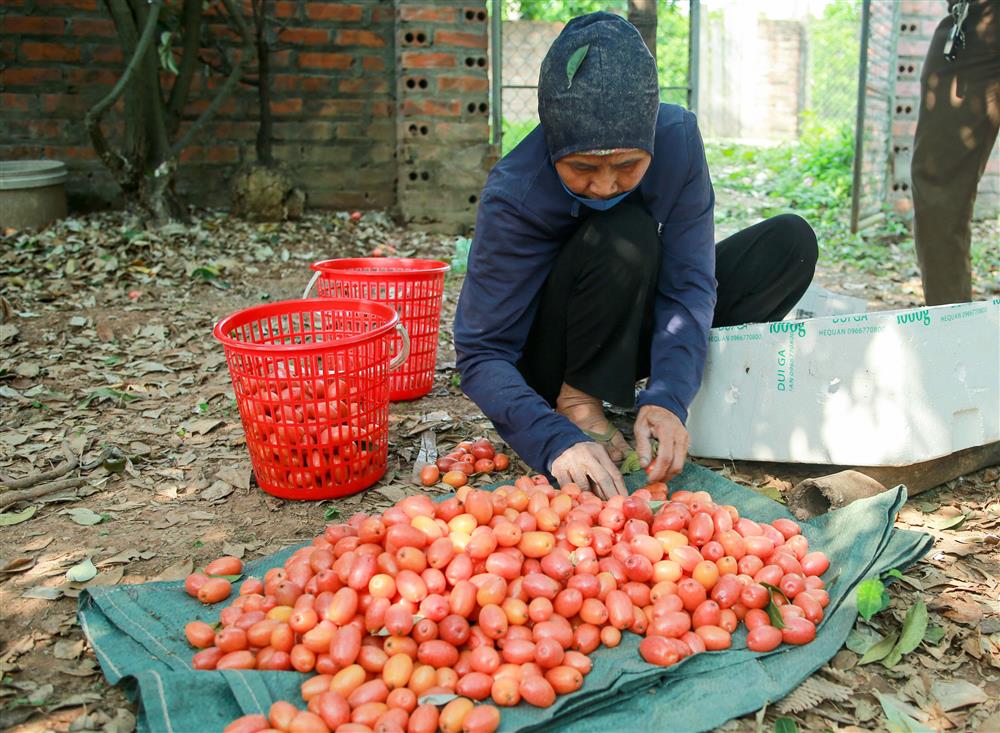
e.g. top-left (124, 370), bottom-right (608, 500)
top-left (0, 207), bottom-right (997, 733)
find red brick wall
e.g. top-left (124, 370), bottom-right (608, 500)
top-left (0, 0), bottom-right (494, 229)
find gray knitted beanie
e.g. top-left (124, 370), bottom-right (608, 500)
top-left (538, 12), bottom-right (660, 161)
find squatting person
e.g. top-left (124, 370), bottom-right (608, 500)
top-left (454, 12), bottom-right (818, 499)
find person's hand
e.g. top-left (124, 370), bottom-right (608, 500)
top-left (551, 442), bottom-right (627, 500)
top-left (634, 405), bottom-right (689, 482)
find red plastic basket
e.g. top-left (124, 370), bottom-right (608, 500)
top-left (213, 298), bottom-right (409, 500)
top-left (304, 258), bottom-right (449, 401)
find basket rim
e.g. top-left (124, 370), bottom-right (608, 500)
top-left (311, 257), bottom-right (451, 277)
top-left (213, 297), bottom-right (400, 354)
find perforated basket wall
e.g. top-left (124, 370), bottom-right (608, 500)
top-left (214, 298), bottom-right (399, 500)
top-left (310, 258), bottom-right (449, 401)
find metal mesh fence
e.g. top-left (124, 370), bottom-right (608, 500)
top-left (491, 2), bottom-right (865, 148)
top-left (494, 0), bottom-right (693, 152)
top-left (803, 0), bottom-right (863, 130)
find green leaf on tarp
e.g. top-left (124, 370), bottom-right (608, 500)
top-left (760, 582), bottom-right (788, 603)
top-left (197, 569), bottom-right (243, 583)
top-left (760, 584), bottom-right (787, 629)
top-left (856, 577), bottom-right (889, 620)
top-left (418, 693), bottom-right (459, 706)
top-left (774, 718), bottom-right (798, 733)
top-left (0, 507), bottom-right (37, 526)
top-left (876, 693), bottom-right (934, 733)
top-left (323, 505), bottom-right (342, 522)
top-left (620, 451), bottom-right (642, 474)
top-left (859, 631), bottom-right (899, 665)
top-left (883, 600), bottom-right (927, 668)
top-left (566, 44), bottom-right (589, 88)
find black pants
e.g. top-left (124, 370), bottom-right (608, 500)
top-left (519, 204), bottom-right (818, 407)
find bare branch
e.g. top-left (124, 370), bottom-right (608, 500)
top-left (169, 0), bottom-right (254, 157)
top-left (0, 444), bottom-right (77, 491)
top-left (255, 0), bottom-right (272, 164)
top-left (86, 0), bottom-right (161, 179)
top-left (0, 478), bottom-right (87, 512)
top-left (166, 0), bottom-right (204, 131)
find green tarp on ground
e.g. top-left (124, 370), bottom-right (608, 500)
top-left (79, 463), bottom-right (932, 733)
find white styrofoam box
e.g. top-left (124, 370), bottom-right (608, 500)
top-left (786, 284), bottom-right (868, 321)
top-left (687, 299), bottom-right (1000, 466)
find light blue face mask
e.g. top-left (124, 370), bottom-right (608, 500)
top-left (559, 178), bottom-right (637, 211)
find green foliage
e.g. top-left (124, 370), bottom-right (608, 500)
top-left (805, 0), bottom-right (861, 126)
top-left (502, 117), bottom-right (539, 155)
top-left (881, 600), bottom-right (928, 667)
top-left (856, 576), bottom-right (890, 620)
top-left (859, 631), bottom-right (899, 665)
top-left (709, 115), bottom-right (854, 213)
top-left (507, 1), bottom-right (625, 22)
top-left (504, 1), bottom-right (691, 102)
top-left (655, 1), bottom-right (689, 98)
top-left (774, 719), bottom-right (799, 733)
top-left (706, 118), bottom-right (875, 270)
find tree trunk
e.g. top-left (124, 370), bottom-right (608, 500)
top-left (629, 0), bottom-right (657, 60)
top-left (255, 0), bottom-right (273, 165)
top-left (89, 0), bottom-right (252, 225)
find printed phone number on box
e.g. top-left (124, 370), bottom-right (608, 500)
top-left (818, 325), bottom-right (886, 337)
top-left (940, 307), bottom-right (988, 322)
top-left (709, 333), bottom-right (764, 343)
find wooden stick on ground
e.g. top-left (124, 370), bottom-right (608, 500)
top-left (0, 478), bottom-right (87, 512)
top-left (0, 443), bottom-right (78, 491)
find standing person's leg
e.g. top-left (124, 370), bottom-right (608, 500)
top-left (519, 203), bottom-right (661, 459)
top-left (912, 0), bottom-right (1000, 306)
top-left (713, 214), bottom-right (818, 327)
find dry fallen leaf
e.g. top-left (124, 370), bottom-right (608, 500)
top-left (87, 565), bottom-right (125, 587)
top-left (200, 481), bottom-right (234, 503)
top-left (222, 542), bottom-right (246, 559)
top-left (154, 557), bottom-right (193, 582)
top-left (930, 680), bottom-right (988, 711)
top-left (185, 418), bottom-right (224, 435)
top-left (22, 534), bottom-right (54, 551)
top-left (52, 638), bottom-right (86, 660)
top-left (0, 556), bottom-right (36, 576)
top-left (216, 464), bottom-right (251, 490)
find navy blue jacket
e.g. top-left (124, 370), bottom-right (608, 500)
top-left (454, 103), bottom-right (717, 474)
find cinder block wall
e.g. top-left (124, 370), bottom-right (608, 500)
top-left (0, 0), bottom-right (494, 231)
top-left (893, 1), bottom-right (999, 220)
top-left (395, 1), bottom-right (495, 231)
